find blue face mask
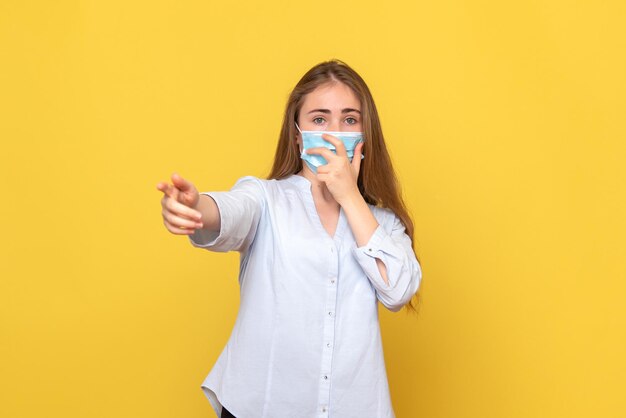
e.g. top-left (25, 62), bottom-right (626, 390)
top-left (295, 122), bottom-right (364, 174)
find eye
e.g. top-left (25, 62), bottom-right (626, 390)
top-left (346, 117), bottom-right (358, 125)
top-left (313, 117), bottom-right (325, 125)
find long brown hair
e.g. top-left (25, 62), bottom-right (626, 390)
top-left (268, 59), bottom-right (421, 314)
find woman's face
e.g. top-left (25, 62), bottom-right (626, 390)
top-left (296, 81), bottom-right (362, 150)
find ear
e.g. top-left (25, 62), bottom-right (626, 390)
top-left (295, 136), bottom-right (303, 153)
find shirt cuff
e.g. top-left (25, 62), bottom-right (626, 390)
top-left (353, 223), bottom-right (404, 260)
top-left (188, 192), bottom-right (225, 249)
top-left (351, 224), bottom-right (394, 289)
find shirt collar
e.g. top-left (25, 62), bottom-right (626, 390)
top-left (284, 173), bottom-right (349, 242)
top-left (285, 173), bottom-right (312, 191)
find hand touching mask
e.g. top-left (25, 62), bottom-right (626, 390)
top-left (296, 122), bottom-right (364, 174)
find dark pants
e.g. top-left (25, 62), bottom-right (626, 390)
top-left (221, 406), bottom-right (236, 418)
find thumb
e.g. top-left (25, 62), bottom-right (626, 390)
top-left (171, 173), bottom-right (194, 192)
top-left (171, 172), bottom-right (198, 207)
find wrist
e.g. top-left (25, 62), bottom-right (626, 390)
top-left (339, 188), bottom-right (365, 212)
top-left (339, 188), bottom-right (379, 247)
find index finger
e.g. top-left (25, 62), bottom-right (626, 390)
top-left (157, 181), bottom-right (182, 205)
top-left (156, 182), bottom-right (175, 197)
top-left (321, 133), bottom-right (347, 157)
top-left (306, 147), bottom-right (337, 161)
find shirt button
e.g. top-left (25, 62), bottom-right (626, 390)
top-left (330, 278), bottom-right (335, 284)
top-left (322, 406), bottom-right (327, 412)
top-left (330, 247), bottom-right (334, 253)
top-left (328, 311), bottom-right (333, 317)
top-left (327, 342), bottom-right (331, 348)
top-left (323, 375), bottom-right (328, 380)
top-left (368, 248), bottom-right (373, 252)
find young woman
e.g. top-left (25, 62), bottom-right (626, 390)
top-left (156, 59), bottom-right (422, 418)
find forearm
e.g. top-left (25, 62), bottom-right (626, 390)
top-left (189, 177), bottom-right (265, 252)
top-left (195, 194), bottom-right (221, 232)
top-left (340, 192), bottom-right (390, 285)
top-left (340, 192), bottom-right (378, 246)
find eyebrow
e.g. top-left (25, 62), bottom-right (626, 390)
top-left (307, 108), bottom-right (361, 114)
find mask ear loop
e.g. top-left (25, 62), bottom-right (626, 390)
top-left (295, 122), bottom-right (303, 134)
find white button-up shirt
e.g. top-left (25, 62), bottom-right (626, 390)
top-left (189, 174), bottom-right (422, 418)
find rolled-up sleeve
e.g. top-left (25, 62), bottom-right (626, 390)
top-left (188, 176), bottom-right (265, 253)
top-left (351, 213), bottom-right (422, 312)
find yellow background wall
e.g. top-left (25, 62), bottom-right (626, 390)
top-left (1, 1), bottom-right (624, 417)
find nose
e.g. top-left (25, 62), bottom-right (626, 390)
top-left (327, 119), bottom-right (340, 132)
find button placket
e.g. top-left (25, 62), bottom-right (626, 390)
top-left (317, 242), bottom-right (338, 415)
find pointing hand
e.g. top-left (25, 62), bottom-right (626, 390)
top-left (156, 173), bottom-right (203, 235)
